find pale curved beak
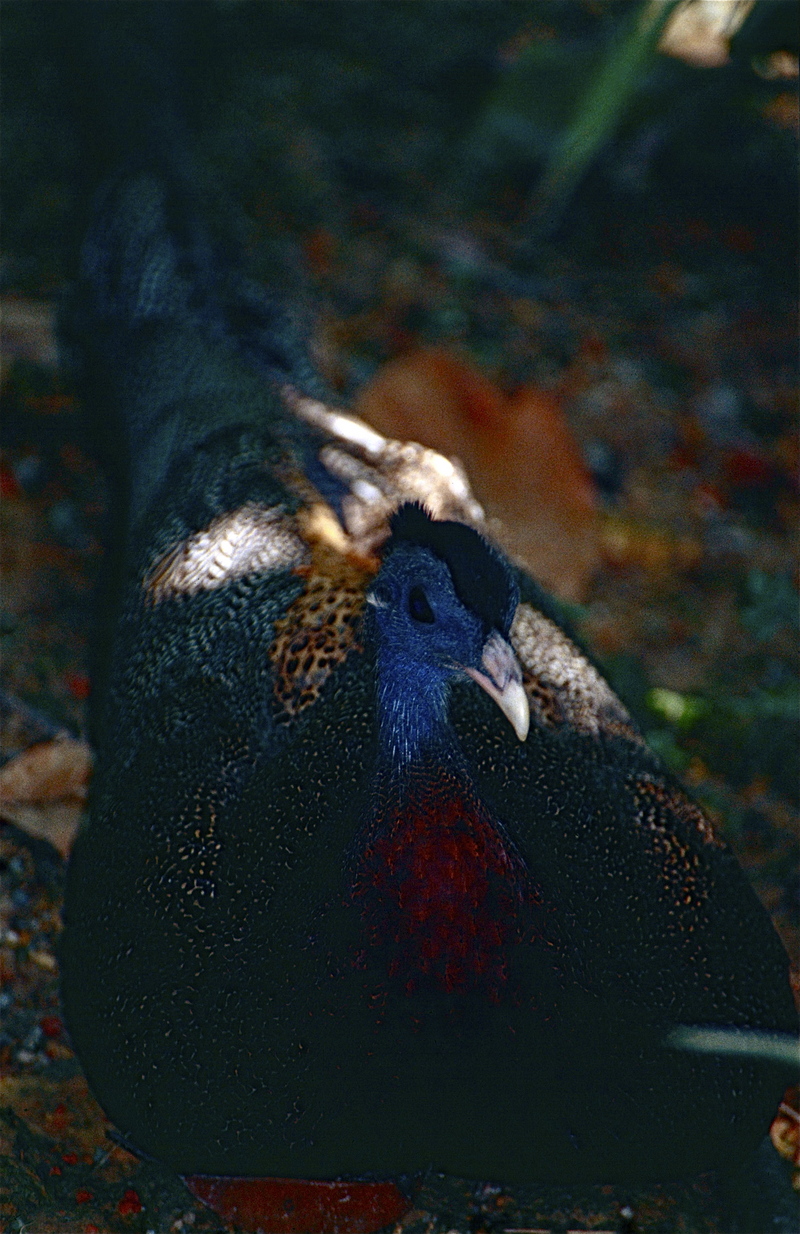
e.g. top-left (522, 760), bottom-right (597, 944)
top-left (462, 630), bottom-right (529, 742)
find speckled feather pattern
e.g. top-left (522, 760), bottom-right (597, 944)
top-left (271, 551), bottom-right (370, 718)
top-left (512, 603), bottom-right (641, 741)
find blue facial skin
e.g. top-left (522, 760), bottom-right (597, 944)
top-left (368, 544), bottom-right (487, 769)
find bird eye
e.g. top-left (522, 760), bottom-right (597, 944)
top-left (408, 585), bottom-right (435, 624)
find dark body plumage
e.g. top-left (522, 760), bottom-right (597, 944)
top-left (60, 166), bottom-right (797, 1191)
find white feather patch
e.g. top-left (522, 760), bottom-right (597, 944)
top-left (145, 504), bottom-right (307, 601)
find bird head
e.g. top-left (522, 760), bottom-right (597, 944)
top-left (367, 504), bottom-right (529, 749)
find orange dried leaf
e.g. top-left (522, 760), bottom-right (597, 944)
top-left (355, 347), bottom-right (599, 599)
top-left (0, 734), bottom-right (92, 856)
top-left (770, 1086), bottom-right (800, 1168)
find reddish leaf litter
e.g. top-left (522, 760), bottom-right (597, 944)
top-left (183, 1176), bottom-right (411, 1234)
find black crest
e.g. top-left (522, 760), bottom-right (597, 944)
top-left (388, 503), bottom-right (518, 637)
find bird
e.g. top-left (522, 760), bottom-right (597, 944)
top-left (57, 167), bottom-right (799, 1233)
top-left (56, 9), bottom-right (797, 1231)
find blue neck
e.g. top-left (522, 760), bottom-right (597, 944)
top-left (375, 648), bottom-right (458, 773)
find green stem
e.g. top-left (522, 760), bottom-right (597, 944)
top-left (530, 0), bottom-right (685, 231)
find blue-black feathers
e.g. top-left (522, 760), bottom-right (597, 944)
top-left (389, 503), bottom-right (518, 638)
